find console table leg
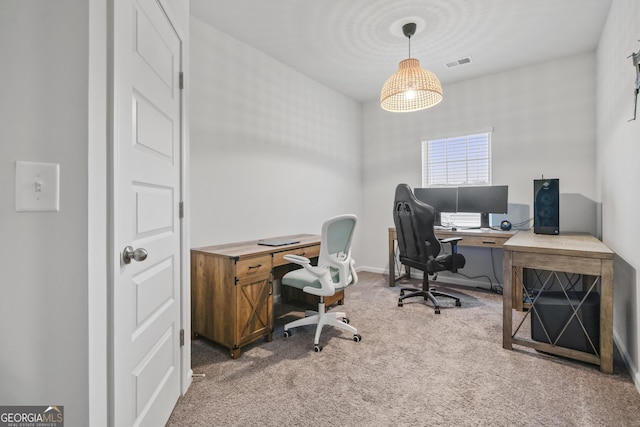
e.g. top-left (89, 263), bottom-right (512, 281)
top-left (388, 228), bottom-right (396, 287)
top-left (503, 251), bottom-right (513, 350)
top-left (600, 259), bottom-right (614, 373)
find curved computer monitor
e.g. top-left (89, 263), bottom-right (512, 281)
top-left (457, 185), bottom-right (509, 229)
top-left (414, 187), bottom-right (458, 226)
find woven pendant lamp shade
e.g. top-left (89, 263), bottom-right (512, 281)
top-left (380, 58), bottom-right (443, 112)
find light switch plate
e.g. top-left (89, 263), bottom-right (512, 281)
top-left (15, 161), bottom-right (60, 212)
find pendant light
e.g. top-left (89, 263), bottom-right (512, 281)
top-left (380, 23), bottom-right (443, 112)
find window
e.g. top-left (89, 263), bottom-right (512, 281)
top-left (421, 132), bottom-right (491, 187)
top-left (421, 132), bottom-right (492, 227)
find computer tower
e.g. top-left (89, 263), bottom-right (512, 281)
top-left (534, 178), bottom-right (559, 235)
top-left (531, 291), bottom-right (600, 354)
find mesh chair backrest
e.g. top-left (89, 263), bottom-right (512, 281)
top-left (318, 214), bottom-right (357, 286)
top-left (393, 184), bottom-right (440, 263)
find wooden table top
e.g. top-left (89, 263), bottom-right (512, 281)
top-left (192, 233), bottom-right (320, 258)
top-left (389, 226), bottom-right (516, 237)
top-left (503, 230), bottom-right (614, 259)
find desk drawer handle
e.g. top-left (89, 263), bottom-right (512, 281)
top-left (482, 241), bottom-right (496, 245)
top-left (248, 264), bottom-right (262, 269)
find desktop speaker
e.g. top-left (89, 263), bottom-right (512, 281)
top-left (531, 291), bottom-right (600, 354)
top-left (533, 178), bottom-right (559, 235)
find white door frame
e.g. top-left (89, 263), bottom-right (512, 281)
top-left (88, 1), bottom-right (191, 425)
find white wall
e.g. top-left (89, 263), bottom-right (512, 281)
top-left (596, 0), bottom-right (640, 390)
top-left (0, 1), bottom-right (90, 425)
top-left (359, 53), bottom-right (597, 287)
top-left (189, 17), bottom-right (362, 251)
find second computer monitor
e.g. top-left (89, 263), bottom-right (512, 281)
top-left (414, 187), bottom-right (457, 226)
top-left (457, 185), bottom-right (509, 229)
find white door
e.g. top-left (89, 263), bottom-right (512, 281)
top-left (112, 0), bottom-right (183, 425)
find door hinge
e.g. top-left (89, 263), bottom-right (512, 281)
top-left (179, 201), bottom-right (184, 219)
top-left (179, 72), bottom-right (184, 90)
top-left (180, 329), bottom-right (185, 346)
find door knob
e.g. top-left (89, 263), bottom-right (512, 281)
top-left (122, 246), bottom-right (148, 264)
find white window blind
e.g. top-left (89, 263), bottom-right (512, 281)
top-left (422, 132), bottom-right (491, 187)
top-left (421, 132), bottom-right (492, 228)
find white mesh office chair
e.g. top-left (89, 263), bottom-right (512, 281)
top-left (282, 214), bottom-right (362, 352)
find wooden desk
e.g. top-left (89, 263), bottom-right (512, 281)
top-left (387, 227), bottom-right (517, 287)
top-left (502, 231), bottom-right (614, 373)
top-left (191, 234), bottom-right (344, 359)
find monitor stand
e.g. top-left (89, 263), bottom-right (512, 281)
top-left (434, 212), bottom-right (442, 227)
top-left (480, 213), bottom-right (491, 230)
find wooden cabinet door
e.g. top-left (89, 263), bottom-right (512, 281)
top-left (235, 275), bottom-right (273, 348)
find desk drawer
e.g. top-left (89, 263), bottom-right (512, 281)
top-left (455, 235), bottom-right (510, 247)
top-left (236, 255), bottom-right (272, 278)
top-left (273, 245), bottom-right (320, 267)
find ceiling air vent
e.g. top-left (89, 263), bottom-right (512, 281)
top-left (445, 56), bottom-right (473, 68)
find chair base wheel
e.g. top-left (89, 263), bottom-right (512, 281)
top-left (314, 344), bottom-right (322, 352)
top-left (455, 300), bottom-right (462, 307)
top-left (353, 334), bottom-right (362, 342)
top-left (398, 301), bottom-right (403, 307)
top-left (284, 330), bottom-right (291, 338)
top-left (434, 308), bottom-right (441, 314)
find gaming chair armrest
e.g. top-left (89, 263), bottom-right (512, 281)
top-left (440, 237), bottom-right (462, 245)
top-left (439, 237), bottom-right (462, 248)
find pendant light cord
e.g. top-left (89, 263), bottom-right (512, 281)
top-left (402, 22), bottom-right (416, 59)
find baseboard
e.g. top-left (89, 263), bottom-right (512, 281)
top-left (186, 368), bottom-right (194, 391)
top-left (614, 330), bottom-right (640, 394)
top-left (357, 266), bottom-right (386, 274)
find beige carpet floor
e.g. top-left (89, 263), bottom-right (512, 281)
top-left (167, 272), bottom-right (640, 426)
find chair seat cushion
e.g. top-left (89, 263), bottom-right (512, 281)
top-left (442, 253), bottom-right (466, 270)
top-left (400, 253), bottom-right (466, 272)
top-left (282, 267), bottom-right (343, 291)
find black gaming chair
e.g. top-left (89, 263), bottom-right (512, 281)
top-left (392, 183), bottom-right (466, 313)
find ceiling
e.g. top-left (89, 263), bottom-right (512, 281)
top-left (190, 0), bottom-right (612, 103)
